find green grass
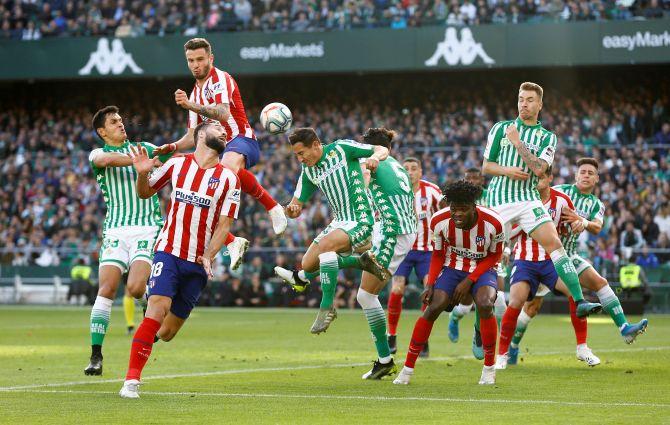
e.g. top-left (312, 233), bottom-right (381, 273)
top-left (0, 306), bottom-right (668, 424)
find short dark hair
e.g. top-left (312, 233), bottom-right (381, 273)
top-left (92, 105), bottom-right (119, 140)
top-left (442, 180), bottom-right (482, 206)
top-left (362, 127), bottom-right (396, 149)
top-left (193, 121), bottom-right (211, 146)
top-left (288, 127), bottom-right (320, 146)
top-left (465, 167), bottom-right (481, 174)
top-left (403, 157), bottom-right (421, 167)
top-left (577, 157), bottom-right (599, 170)
top-left (184, 38), bottom-right (211, 55)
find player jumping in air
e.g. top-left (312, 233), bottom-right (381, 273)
top-left (394, 180), bottom-right (505, 385)
top-left (386, 157), bottom-right (441, 358)
top-left (481, 82), bottom-right (601, 322)
top-left (120, 122), bottom-right (241, 398)
top-left (85, 105), bottom-right (173, 376)
top-left (154, 37), bottom-right (287, 269)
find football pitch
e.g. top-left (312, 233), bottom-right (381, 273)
top-left (0, 306), bottom-right (668, 424)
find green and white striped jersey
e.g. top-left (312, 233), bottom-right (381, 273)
top-left (554, 183), bottom-right (605, 256)
top-left (89, 140), bottom-right (170, 231)
top-left (294, 140), bottom-right (374, 225)
top-left (477, 187), bottom-right (489, 207)
top-left (368, 156), bottom-right (417, 235)
top-left (484, 118), bottom-right (557, 207)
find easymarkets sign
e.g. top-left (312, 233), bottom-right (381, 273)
top-left (0, 19), bottom-right (668, 80)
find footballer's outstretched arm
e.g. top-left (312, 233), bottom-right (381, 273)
top-left (482, 159), bottom-right (530, 181)
top-left (89, 150), bottom-right (134, 168)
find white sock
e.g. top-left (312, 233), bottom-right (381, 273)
top-left (494, 290), bottom-right (507, 319)
top-left (577, 343), bottom-right (588, 350)
top-left (451, 303), bottom-right (473, 320)
top-left (517, 310), bottom-right (532, 327)
top-left (92, 295), bottom-right (113, 311)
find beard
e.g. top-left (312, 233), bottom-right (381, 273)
top-left (205, 135), bottom-right (226, 154)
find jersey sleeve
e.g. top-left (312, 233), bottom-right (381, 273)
top-left (88, 148), bottom-right (103, 171)
top-left (294, 168), bottom-right (317, 203)
top-left (489, 221), bottom-right (506, 253)
top-left (537, 132), bottom-right (557, 166)
top-left (338, 140), bottom-right (375, 160)
top-left (148, 157), bottom-right (176, 191)
top-left (591, 199), bottom-right (605, 223)
top-left (211, 72), bottom-right (231, 105)
top-left (220, 171), bottom-right (241, 219)
top-left (483, 122), bottom-right (504, 162)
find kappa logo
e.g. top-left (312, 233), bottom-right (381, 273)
top-left (79, 38), bottom-right (143, 76)
top-left (425, 28), bottom-right (495, 67)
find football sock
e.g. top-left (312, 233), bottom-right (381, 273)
top-left (298, 269), bottom-right (319, 281)
top-left (237, 168), bottom-right (277, 211)
top-left (450, 303), bottom-right (472, 321)
top-left (596, 285), bottom-right (627, 328)
top-left (357, 288), bottom-right (391, 361)
top-left (123, 295), bottom-right (135, 329)
top-left (405, 316), bottom-right (434, 369)
top-left (550, 248), bottom-right (584, 302)
top-left (126, 317), bottom-right (161, 381)
top-left (494, 290), bottom-right (507, 326)
top-left (498, 306), bottom-right (521, 355)
top-left (480, 316), bottom-right (498, 367)
top-left (337, 255), bottom-right (362, 270)
top-left (511, 309), bottom-right (532, 348)
top-left (90, 296), bottom-right (113, 347)
top-left (387, 291), bottom-right (403, 336)
top-left (224, 232), bottom-right (235, 245)
top-left (568, 296), bottom-right (588, 345)
top-left (474, 306), bottom-right (480, 332)
top-left (318, 252), bottom-right (339, 309)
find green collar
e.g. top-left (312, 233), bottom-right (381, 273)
top-left (515, 117), bottom-right (542, 129)
top-left (104, 140), bottom-right (130, 151)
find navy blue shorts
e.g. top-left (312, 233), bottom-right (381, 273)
top-left (434, 267), bottom-right (497, 298)
top-left (394, 250), bottom-right (432, 282)
top-left (147, 251), bottom-right (208, 319)
top-left (225, 135), bottom-right (260, 169)
top-left (510, 259), bottom-right (558, 301)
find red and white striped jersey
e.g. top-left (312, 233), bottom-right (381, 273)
top-left (413, 179), bottom-right (442, 251)
top-left (430, 206), bottom-right (505, 273)
top-left (149, 154), bottom-right (241, 262)
top-left (187, 66), bottom-right (255, 141)
top-left (510, 188), bottom-right (574, 261)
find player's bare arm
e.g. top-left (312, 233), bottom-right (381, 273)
top-left (365, 146), bottom-right (389, 171)
top-left (199, 216), bottom-right (233, 278)
top-left (90, 151), bottom-right (134, 168)
top-left (286, 197), bottom-right (303, 219)
top-left (482, 159), bottom-right (529, 180)
top-left (175, 89), bottom-right (231, 122)
top-left (506, 125), bottom-right (548, 177)
top-left (562, 208), bottom-right (603, 234)
top-left (130, 145), bottom-right (158, 199)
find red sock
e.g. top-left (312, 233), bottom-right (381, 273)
top-left (237, 168), bottom-right (277, 211)
top-left (569, 296), bottom-right (588, 345)
top-left (404, 316), bottom-right (434, 369)
top-left (498, 306), bottom-right (521, 355)
top-left (420, 303), bottom-right (427, 312)
top-left (480, 316), bottom-right (498, 367)
top-left (225, 232), bottom-right (235, 245)
top-left (387, 292), bottom-right (403, 336)
top-left (126, 317), bottom-right (162, 381)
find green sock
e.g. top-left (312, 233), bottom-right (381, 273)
top-left (318, 252), bottom-right (339, 309)
top-left (299, 270), bottom-right (319, 281)
top-left (337, 255), bottom-right (362, 270)
top-left (365, 306), bottom-right (391, 359)
top-left (550, 249), bottom-right (584, 302)
top-left (90, 296), bottom-right (113, 346)
top-left (511, 312), bottom-right (531, 347)
top-left (597, 286), bottom-right (627, 328)
top-left (474, 306), bottom-right (480, 332)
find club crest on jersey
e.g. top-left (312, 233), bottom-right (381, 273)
top-left (203, 82), bottom-right (221, 100)
top-left (501, 137), bottom-right (510, 147)
top-left (475, 236), bottom-right (486, 247)
top-left (208, 177), bottom-right (220, 190)
top-left (420, 197), bottom-right (429, 207)
top-left (548, 207), bottom-right (557, 219)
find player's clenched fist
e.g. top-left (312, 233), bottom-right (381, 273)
top-left (285, 203), bottom-right (302, 219)
top-left (505, 123), bottom-right (520, 144)
top-left (175, 89), bottom-right (190, 109)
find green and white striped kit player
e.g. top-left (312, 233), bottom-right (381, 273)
top-left (294, 139), bottom-right (375, 250)
top-left (554, 183), bottom-right (605, 275)
top-left (477, 187), bottom-right (489, 207)
top-left (89, 140), bottom-right (173, 272)
top-left (368, 156), bottom-right (417, 274)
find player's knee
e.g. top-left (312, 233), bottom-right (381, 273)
top-left (159, 328), bottom-right (176, 342)
top-left (507, 297), bottom-right (525, 310)
top-left (97, 280), bottom-right (117, 298)
top-left (126, 281), bottom-right (146, 299)
top-left (423, 305), bottom-right (442, 322)
top-left (391, 280), bottom-right (406, 295)
top-left (475, 293), bottom-right (495, 312)
top-left (594, 276), bottom-right (608, 290)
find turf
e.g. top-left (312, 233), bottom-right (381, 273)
top-left (0, 306), bottom-right (668, 424)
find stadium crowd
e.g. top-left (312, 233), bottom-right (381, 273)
top-left (0, 0), bottom-right (668, 40)
top-left (0, 71), bottom-right (669, 306)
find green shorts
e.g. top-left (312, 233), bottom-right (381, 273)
top-left (570, 254), bottom-right (593, 276)
top-left (314, 220), bottom-right (372, 252)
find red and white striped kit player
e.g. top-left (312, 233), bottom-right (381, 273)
top-left (149, 154), bottom-right (241, 262)
top-left (188, 66), bottom-right (255, 142)
top-left (413, 179), bottom-right (442, 251)
top-left (510, 188), bottom-right (574, 262)
top-left (430, 206), bottom-right (505, 273)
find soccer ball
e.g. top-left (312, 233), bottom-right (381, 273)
top-left (260, 102), bottom-right (293, 135)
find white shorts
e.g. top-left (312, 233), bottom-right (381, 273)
top-left (571, 254), bottom-right (593, 276)
top-left (314, 220), bottom-right (373, 253)
top-left (371, 221), bottom-right (417, 275)
top-left (536, 283), bottom-right (551, 297)
top-left (99, 226), bottom-right (161, 273)
top-left (492, 200), bottom-right (552, 239)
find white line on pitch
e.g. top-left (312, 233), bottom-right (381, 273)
top-left (0, 345), bottom-right (667, 392)
top-left (5, 389), bottom-right (670, 408)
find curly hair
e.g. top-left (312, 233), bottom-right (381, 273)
top-left (442, 179), bottom-right (482, 206)
top-left (362, 127), bottom-right (396, 149)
